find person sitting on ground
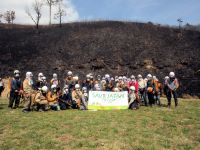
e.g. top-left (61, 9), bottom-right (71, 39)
top-left (34, 86), bottom-right (49, 112)
top-left (0, 78), bottom-right (5, 97)
top-left (47, 85), bottom-right (60, 111)
top-left (71, 84), bottom-right (83, 109)
top-left (58, 85), bottom-right (71, 110)
top-left (128, 86), bottom-right (139, 110)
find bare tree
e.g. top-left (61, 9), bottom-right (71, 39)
top-left (4, 11), bottom-right (12, 23)
top-left (26, 0), bottom-right (43, 29)
top-left (10, 11), bottom-right (16, 24)
top-left (54, 0), bottom-right (66, 27)
top-left (46, 0), bottom-right (59, 25)
top-left (177, 18), bottom-right (183, 30)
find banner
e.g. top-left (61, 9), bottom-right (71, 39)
top-left (88, 91), bottom-right (129, 110)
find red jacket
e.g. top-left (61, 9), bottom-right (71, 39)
top-left (128, 81), bottom-right (139, 94)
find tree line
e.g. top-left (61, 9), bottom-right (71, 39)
top-left (0, 0), bottom-right (67, 29)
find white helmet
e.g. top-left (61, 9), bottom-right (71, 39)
top-left (105, 74), bottom-right (110, 79)
top-left (26, 72), bottom-right (33, 78)
top-left (94, 84), bottom-right (101, 91)
top-left (67, 71), bottom-right (73, 76)
top-left (114, 88), bottom-right (119, 92)
top-left (41, 86), bottom-right (48, 93)
top-left (53, 73), bottom-right (57, 78)
top-left (118, 76), bottom-right (123, 80)
top-left (38, 73), bottom-right (43, 77)
top-left (75, 84), bottom-right (80, 89)
top-left (123, 76), bottom-right (127, 80)
top-left (73, 75), bottom-right (79, 81)
top-left (63, 85), bottom-right (69, 89)
top-left (130, 86), bottom-right (136, 91)
top-left (51, 84), bottom-right (57, 89)
top-left (14, 70), bottom-right (20, 75)
top-left (169, 72), bottom-right (175, 78)
top-left (147, 74), bottom-right (152, 78)
top-left (165, 76), bottom-right (169, 80)
top-left (86, 74), bottom-right (91, 79)
top-left (82, 87), bottom-right (87, 91)
top-left (137, 74), bottom-right (142, 78)
top-left (130, 75), bottom-right (135, 79)
top-left (42, 76), bottom-right (46, 80)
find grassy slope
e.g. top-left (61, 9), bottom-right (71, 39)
top-left (0, 98), bottom-right (199, 150)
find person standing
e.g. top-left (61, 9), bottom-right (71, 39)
top-left (166, 72), bottom-right (179, 108)
top-left (22, 72), bottom-right (34, 113)
top-left (8, 70), bottom-right (22, 109)
top-left (137, 74), bottom-right (147, 106)
top-left (146, 74), bottom-right (155, 107)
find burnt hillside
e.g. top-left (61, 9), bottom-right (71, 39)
top-left (0, 21), bottom-right (200, 97)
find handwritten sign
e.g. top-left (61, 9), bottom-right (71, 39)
top-left (88, 91), bottom-right (128, 110)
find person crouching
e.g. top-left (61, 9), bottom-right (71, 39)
top-left (47, 85), bottom-right (60, 111)
top-left (34, 86), bottom-right (49, 112)
top-left (71, 84), bottom-right (83, 109)
top-left (128, 86), bottom-right (139, 110)
top-left (58, 85), bottom-right (71, 110)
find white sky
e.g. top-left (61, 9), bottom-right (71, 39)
top-left (0, 0), bottom-right (79, 24)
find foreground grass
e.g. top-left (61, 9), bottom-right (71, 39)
top-left (0, 98), bottom-right (199, 150)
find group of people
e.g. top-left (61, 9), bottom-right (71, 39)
top-left (1, 70), bottom-right (179, 112)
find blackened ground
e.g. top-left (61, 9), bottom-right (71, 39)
top-left (0, 21), bottom-right (200, 97)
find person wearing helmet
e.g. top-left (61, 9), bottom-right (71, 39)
top-left (8, 70), bottom-right (23, 109)
top-left (50, 73), bottom-right (60, 87)
top-left (163, 76), bottom-right (170, 97)
top-left (71, 84), bottom-right (83, 109)
top-left (128, 86), bottom-right (139, 110)
top-left (35, 73), bottom-right (44, 90)
top-left (82, 74), bottom-right (92, 91)
top-left (153, 76), bottom-right (162, 106)
top-left (0, 78), bottom-right (5, 97)
top-left (47, 84), bottom-right (60, 111)
top-left (146, 74), bottom-right (155, 107)
top-left (166, 72), bottom-right (179, 108)
top-left (116, 76), bottom-right (125, 91)
top-left (58, 85), bottom-right (72, 110)
top-left (34, 86), bottom-right (49, 111)
top-left (80, 87), bottom-right (88, 110)
top-left (137, 74), bottom-right (147, 106)
top-left (65, 71), bottom-right (75, 95)
top-left (128, 75), bottom-right (139, 94)
top-left (22, 72), bottom-right (35, 112)
top-left (104, 75), bottom-right (114, 91)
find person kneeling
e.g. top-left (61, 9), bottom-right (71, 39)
top-left (47, 85), bottom-right (60, 111)
top-left (58, 86), bottom-right (71, 110)
top-left (71, 84), bottom-right (84, 109)
top-left (128, 86), bottom-right (139, 110)
top-left (34, 86), bottom-right (49, 112)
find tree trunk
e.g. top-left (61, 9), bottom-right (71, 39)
top-left (59, 14), bottom-right (62, 27)
top-left (49, 4), bottom-right (52, 25)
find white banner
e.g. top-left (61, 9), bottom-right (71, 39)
top-left (88, 91), bottom-right (129, 110)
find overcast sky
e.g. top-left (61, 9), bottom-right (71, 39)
top-left (0, 0), bottom-right (199, 25)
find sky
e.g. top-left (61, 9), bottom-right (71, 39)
top-left (0, 0), bottom-right (199, 25)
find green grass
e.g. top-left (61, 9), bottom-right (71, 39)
top-left (0, 97), bottom-right (199, 150)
